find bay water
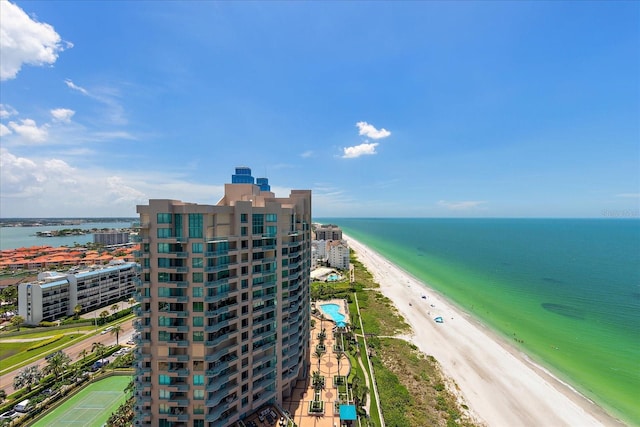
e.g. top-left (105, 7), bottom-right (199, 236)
top-left (321, 218), bottom-right (640, 425)
top-left (0, 221), bottom-right (136, 250)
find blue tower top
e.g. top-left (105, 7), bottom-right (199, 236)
top-left (256, 177), bottom-right (271, 192)
top-left (232, 167), bottom-right (254, 184)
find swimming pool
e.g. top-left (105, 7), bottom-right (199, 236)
top-left (319, 303), bottom-right (346, 328)
top-left (327, 273), bottom-right (340, 282)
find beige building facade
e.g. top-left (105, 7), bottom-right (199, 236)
top-left (134, 168), bottom-right (311, 427)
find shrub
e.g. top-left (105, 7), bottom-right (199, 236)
top-left (27, 335), bottom-right (63, 351)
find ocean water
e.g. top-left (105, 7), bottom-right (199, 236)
top-left (0, 221), bottom-right (136, 250)
top-left (320, 218), bottom-right (640, 425)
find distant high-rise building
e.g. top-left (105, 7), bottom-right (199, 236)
top-left (314, 224), bottom-right (342, 241)
top-left (134, 167), bottom-right (311, 426)
top-left (94, 231), bottom-right (130, 246)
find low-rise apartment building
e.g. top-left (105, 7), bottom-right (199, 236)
top-left (17, 260), bottom-right (138, 325)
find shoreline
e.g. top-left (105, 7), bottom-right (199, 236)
top-left (345, 233), bottom-right (627, 427)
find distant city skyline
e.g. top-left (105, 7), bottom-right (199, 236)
top-left (1, 1), bottom-right (638, 218)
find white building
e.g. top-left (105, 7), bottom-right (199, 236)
top-left (18, 261), bottom-right (138, 325)
top-left (327, 240), bottom-right (350, 270)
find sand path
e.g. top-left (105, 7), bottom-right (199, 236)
top-left (346, 234), bottom-right (626, 427)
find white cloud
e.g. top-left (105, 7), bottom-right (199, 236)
top-left (342, 142), bottom-right (379, 158)
top-left (437, 200), bottom-right (487, 210)
top-left (51, 108), bottom-right (75, 123)
top-left (0, 123), bottom-right (11, 136)
top-left (8, 119), bottom-right (48, 143)
top-left (615, 193), bottom-right (640, 199)
top-left (300, 150), bottom-right (314, 158)
top-left (65, 79), bottom-right (89, 95)
top-left (0, 148), bottom-right (226, 217)
top-left (356, 121), bottom-right (391, 140)
top-left (0, 104), bottom-right (18, 119)
top-left (0, 1), bottom-right (71, 80)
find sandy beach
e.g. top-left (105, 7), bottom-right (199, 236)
top-left (345, 234), bottom-right (626, 427)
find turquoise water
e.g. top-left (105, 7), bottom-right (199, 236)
top-left (320, 218), bottom-right (640, 425)
top-left (320, 303), bottom-right (346, 327)
top-left (327, 273), bottom-right (340, 282)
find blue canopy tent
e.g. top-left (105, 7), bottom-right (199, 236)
top-left (339, 404), bottom-right (357, 425)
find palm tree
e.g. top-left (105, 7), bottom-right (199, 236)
top-left (110, 324), bottom-right (123, 345)
top-left (313, 348), bottom-right (323, 370)
top-left (336, 351), bottom-right (345, 376)
top-left (99, 310), bottom-right (109, 325)
top-left (74, 304), bottom-right (82, 320)
top-left (80, 349), bottom-right (88, 362)
top-left (92, 342), bottom-right (106, 362)
top-left (13, 366), bottom-right (42, 391)
top-left (128, 297), bottom-right (136, 308)
top-left (111, 303), bottom-right (119, 315)
top-left (312, 371), bottom-right (324, 391)
top-left (45, 351), bottom-right (71, 380)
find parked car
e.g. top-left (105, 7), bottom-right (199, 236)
top-left (90, 359), bottom-right (110, 371)
top-left (101, 326), bottom-right (114, 335)
top-left (14, 399), bottom-right (32, 413)
top-left (0, 410), bottom-right (19, 420)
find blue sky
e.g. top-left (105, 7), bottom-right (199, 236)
top-left (1, 1), bottom-right (638, 218)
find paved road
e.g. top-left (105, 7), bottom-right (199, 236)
top-left (0, 318), bottom-right (135, 396)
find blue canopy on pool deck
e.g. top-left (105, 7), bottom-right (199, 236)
top-left (339, 404), bottom-right (357, 420)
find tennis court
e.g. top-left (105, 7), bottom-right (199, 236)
top-left (32, 375), bottom-right (131, 427)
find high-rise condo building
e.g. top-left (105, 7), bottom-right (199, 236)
top-left (134, 167), bottom-right (311, 427)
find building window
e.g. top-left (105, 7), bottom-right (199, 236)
top-left (189, 214), bottom-right (203, 238)
top-left (240, 213), bottom-right (248, 223)
top-left (159, 375), bottom-right (170, 385)
top-left (193, 301), bottom-right (203, 312)
top-left (252, 214), bottom-right (264, 235)
top-left (193, 287), bottom-right (203, 298)
top-left (193, 375), bottom-right (204, 386)
top-left (242, 344), bottom-right (248, 354)
top-left (157, 213), bottom-right (172, 224)
top-left (192, 272), bottom-right (203, 283)
top-left (194, 420), bottom-right (205, 427)
top-left (193, 331), bottom-right (204, 341)
top-left (193, 405), bottom-right (204, 415)
top-left (192, 242), bottom-right (203, 253)
top-left (266, 213), bottom-right (277, 222)
top-left (157, 228), bottom-right (172, 238)
top-left (192, 258), bottom-right (203, 268)
top-left (159, 389), bottom-right (171, 399)
top-left (241, 226), bottom-right (248, 236)
top-left (193, 316), bottom-right (203, 327)
top-left (158, 243), bottom-right (170, 253)
top-left (158, 272), bottom-right (169, 282)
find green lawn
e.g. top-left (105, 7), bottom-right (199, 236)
top-left (32, 376), bottom-right (131, 427)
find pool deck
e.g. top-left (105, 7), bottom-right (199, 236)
top-left (282, 300), bottom-right (354, 427)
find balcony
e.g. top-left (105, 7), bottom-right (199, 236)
top-left (205, 382), bottom-right (238, 406)
top-left (206, 397), bottom-right (238, 422)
